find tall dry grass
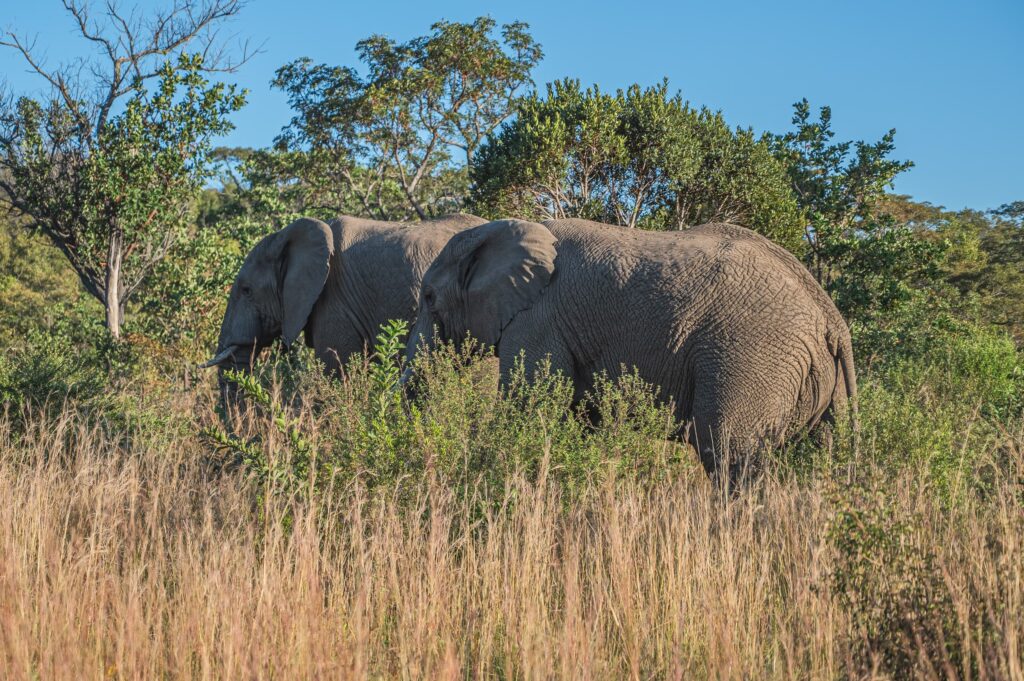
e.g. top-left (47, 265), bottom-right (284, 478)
top-left (0, 401), bottom-right (1021, 680)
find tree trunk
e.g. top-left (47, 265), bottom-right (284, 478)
top-left (105, 228), bottom-right (124, 340)
top-left (402, 182), bottom-right (427, 221)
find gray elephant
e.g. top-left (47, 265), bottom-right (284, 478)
top-left (203, 213), bottom-right (486, 398)
top-left (404, 218), bottom-right (857, 483)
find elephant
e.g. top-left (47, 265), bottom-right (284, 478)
top-left (203, 213), bottom-right (487, 401)
top-left (403, 218), bottom-right (858, 484)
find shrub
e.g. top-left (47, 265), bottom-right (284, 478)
top-left (0, 325), bottom-right (108, 416)
top-left (827, 479), bottom-right (960, 677)
top-left (206, 325), bottom-right (693, 509)
top-left (852, 320), bottom-right (1022, 498)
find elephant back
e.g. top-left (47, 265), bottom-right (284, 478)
top-left (690, 222), bottom-right (848, 325)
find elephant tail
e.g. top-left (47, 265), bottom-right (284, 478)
top-left (832, 328), bottom-right (860, 454)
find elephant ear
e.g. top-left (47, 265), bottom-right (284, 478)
top-left (457, 219), bottom-right (557, 348)
top-left (274, 217), bottom-right (335, 347)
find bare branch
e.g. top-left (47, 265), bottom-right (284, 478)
top-left (6, 0), bottom-right (258, 137)
top-left (0, 32), bottom-right (84, 115)
top-left (123, 0), bottom-right (252, 71)
top-left (63, 0), bottom-right (117, 62)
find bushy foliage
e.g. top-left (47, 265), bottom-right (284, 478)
top-left (266, 17), bottom-right (542, 221)
top-left (0, 219), bottom-right (94, 348)
top-left (204, 326), bottom-right (689, 507)
top-left (0, 302), bottom-right (196, 440)
top-left (828, 480), bottom-right (960, 677)
top-left (0, 325), bottom-right (108, 415)
top-left (857, 325), bottom-right (1020, 495)
top-left (932, 203), bottom-right (1024, 343)
top-left (134, 217), bottom-right (239, 357)
top-left (471, 79), bottom-right (804, 249)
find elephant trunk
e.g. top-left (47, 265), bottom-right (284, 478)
top-left (205, 297), bottom-right (262, 416)
top-left (209, 344), bottom-right (257, 418)
top-left (217, 366), bottom-right (239, 413)
top-left (204, 289), bottom-right (268, 416)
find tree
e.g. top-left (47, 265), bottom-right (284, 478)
top-left (982, 203), bottom-right (1024, 343)
top-left (769, 101), bottom-right (927, 312)
top-left (930, 201), bottom-right (1024, 344)
top-left (470, 79), bottom-right (803, 250)
top-left (270, 17), bottom-right (542, 221)
top-left (767, 100), bottom-right (948, 339)
top-left (0, 1), bottom-right (249, 339)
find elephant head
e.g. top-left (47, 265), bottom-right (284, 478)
top-left (404, 219), bottom-right (557, 376)
top-left (203, 217), bottom-right (334, 402)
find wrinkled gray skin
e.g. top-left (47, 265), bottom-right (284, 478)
top-left (405, 218), bottom-right (858, 484)
top-left (206, 213), bottom-right (486, 403)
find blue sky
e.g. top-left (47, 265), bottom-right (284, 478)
top-left (3, 0), bottom-right (1021, 210)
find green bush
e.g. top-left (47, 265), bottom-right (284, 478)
top-left (206, 324), bottom-right (693, 507)
top-left (827, 480), bottom-right (959, 677)
top-left (0, 324), bottom-right (108, 415)
top-left (0, 301), bottom-right (200, 450)
top-left (408, 347), bottom-right (691, 497)
top-left (852, 319), bottom-right (1022, 498)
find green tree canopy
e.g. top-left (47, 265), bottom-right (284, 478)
top-left (0, 0), bottom-right (248, 339)
top-left (769, 100), bottom-right (936, 329)
top-left (268, 17), bottom-right (543, 221)
top-left (470, 79), bottom-right (803, 250)
top-left (918, 200), bottom-right (1024, 343)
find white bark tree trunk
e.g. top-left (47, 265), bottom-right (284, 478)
top-left (105, 228), bottom-right (124, 340)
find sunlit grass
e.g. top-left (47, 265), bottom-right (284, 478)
top-left (0, 362), bottom-right (1020, 679)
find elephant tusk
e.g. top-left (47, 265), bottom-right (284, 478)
top-left (199, 345), bottom-right (240, 369)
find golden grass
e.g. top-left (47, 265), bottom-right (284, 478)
top-left (0, 406), bottom-right (1021, 680)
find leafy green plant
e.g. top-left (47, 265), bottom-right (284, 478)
top-left (202, 365), bottom-right (316, 502)
top-left (408, 347), bottom-right (690, 498)
top-left (359, 319), bottom-right (417, 481)
top-left (582, 369), bottom-right (685, 483)
top-left (0, 327), bottom-right (108, 414)
top-left (827, 481), bottom-right (960, 677)
top-left (850, 318), bottom-right (1023, 497)
top-left (471, 79), bottom-right (803, 249)
top-left (201, 320), bottom-right (416, 499)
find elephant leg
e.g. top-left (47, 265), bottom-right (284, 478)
top-left (809, 357), bottom-right (852, 452)
top-left (810, 420), bottom-right (835, 454)
top-left (688, 412), bottom-right (764, 490)
top-left (687, 371), bottom-right (794, 489)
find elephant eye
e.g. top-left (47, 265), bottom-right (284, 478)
top-left (423, 288), bottom-right (435, 308)
top-left (239, 283), bottom-right (253, 297)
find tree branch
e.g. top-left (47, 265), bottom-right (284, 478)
top-left (0, 177), bottom-right (106, 301)
top-left (0, 33), bottom-right (85, 116)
